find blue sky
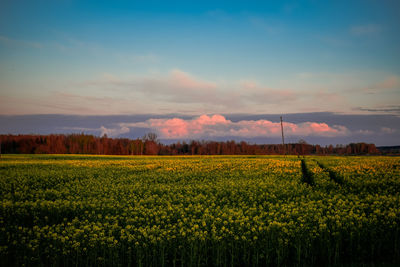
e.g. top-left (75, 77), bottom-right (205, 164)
top-left (0, 0), bottom-right (399, 144)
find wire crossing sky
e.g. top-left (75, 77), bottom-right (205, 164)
top-left (0, 0), bottom-right (399, 145)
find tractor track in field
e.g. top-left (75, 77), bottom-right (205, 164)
top-left (300, 159), bottom-right (315, 186)
top-left (315, 161), bottom-right (344, 185)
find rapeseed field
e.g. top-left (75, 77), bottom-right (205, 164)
top-left (1, 155), bottom-right (399, 266)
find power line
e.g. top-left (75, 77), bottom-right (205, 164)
top-left (280, 116), bottom-right (285, 154)
top-left (280, 116), bottom-right (285, 146)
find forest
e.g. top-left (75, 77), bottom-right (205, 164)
top-left (0, 134), bottom-right (379, 155)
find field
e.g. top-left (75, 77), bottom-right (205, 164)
top-left (1, 155), bottom-right (400, 266)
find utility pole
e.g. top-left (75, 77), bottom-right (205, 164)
top-left (280, 116), bottom-right (285, 154)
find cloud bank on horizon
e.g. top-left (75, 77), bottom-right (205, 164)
top-left (1, 113), bottom-right (399, 146)
top-left (125, 114), bottom-right (349, 139)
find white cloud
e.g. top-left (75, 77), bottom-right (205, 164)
top-left (356, 129), bottom-right (375, 135)
top-left (381, 127), bottom-right (396, 134)
top-left (100, 125), bottom-right (130, 137)
top-left (60, 125), bottom-right (130, 137)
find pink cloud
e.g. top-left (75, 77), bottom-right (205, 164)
top-left (139, 115), bottom-right (231, 138)
top-left (375, 76), bottom-right (399, 89)
top-left (170, 69), bottom-right (216, 90)
top-left (305, 122), bottom-right (335, 133)
top-left (197, 114), bottom-right (229, 125)
top-left (127, 114), bottom-right (349, 139)
top-left (313, 91), bottom-right (342, 102)
top-left (146, 118), bottom-right (189, 138)
top-left (362, 75), bottom-right (400, 93)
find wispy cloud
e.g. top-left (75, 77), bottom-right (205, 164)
top-left (0, 34), bottom-right (103, 54)
top-left (249, 17), bottom-right (283, 34)
top-left (350, 24), bottom-right (381, 36)
top-left (100, 125), bottom-right (130, 137)
top-left (319, 35), bottom-right (352, 47)
top-left (82, 69), bottom-right (228, 106)
top-left (381, 127), bottom-right (396, 134)
top-left (3, 66), bottom-right (397, 116)
top-left (78, 69), bottom-right (400, 115)
top-left (46, 91), bottom-right (154, 115)
top-left (361, 76), bottom-right (400, 94)
top-left (60, 125), bottom-right (130, 137)
top-left (295, 72), bottom-right (400, 92)
top-left (240, 80), bottom-right (299, 104)
top-left (82, 70), bottom-right (304, 111)
top-left (170, 69), bottom-right (217, 90)
top-left (0, 35), bottom-right (43, 49)
top-left (355, 129), bottom-right (375, 135)
top-left (320, 23), bottom-right (381, 47)
top-left (206, 9), bottom-right (233, 21)
top-left (356, 105), bottom-right (400, 115)
top-left (0, 91), bottom-right (142, 115)
top-left (117, 53), bottom-right (159, 64)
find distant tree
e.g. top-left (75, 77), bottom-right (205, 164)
top-left (0, 134), bottom-right (381, 156)
top-left (298, 139), bottom-right (308, 144)
top-left (142, 132), bottom-right (158, 142)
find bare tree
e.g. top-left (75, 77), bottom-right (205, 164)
top-left (142, 132), bottom-right (158, 142)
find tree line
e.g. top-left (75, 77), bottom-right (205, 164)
top-left (0, 134), bottom-right (379, 156)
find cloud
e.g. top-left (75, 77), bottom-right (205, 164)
top-left (283, 3), bottom-right (299, 13)
top-left (60, 125), bottom-right (130, 137)
top-left (45, 92), bottom-right (137, 114)
top-left (249, 17), bottom-right (283, 34)
top-left (0, 34), bottom-right (103, 54)
top-left (0, 91), bottom-right (146, 115)
top-left (319, 36), bottom-right (352, 47)
top-left (357, 105), bottom-right (400, 114)
top-left (100, 125), bottom-right (130, 137)
top-left (381, 127), bottom-right (396, 134)
top-left (124, 114), bottom-right (350, 139)
top-left (312, 91), bottom-right (343, 103)
top-left (170, 69), bottom-right (216, 90)
top-left (5, 66), bottom-right (397, 116)
top-left (373, 76), bottom-right (399, 90)
top-left (0, 35), bottom-right (43, 49)
top-left (350, 24), bottom-right (381, 36)
top-left (356, 129), bottom-right (375, 135)
top-left (114, 53), bottom-right (159, 64)
top-left (320, 24), bottom-right (381, 47)
top-left (240, 81), bottom-right (299, 104)
top-left (362, 76), bottom-right (400, 94)
top-left (83, 69), bottom-right (219, 104)
top-left (206, 9), bottom-right (232, 21)
top-left (76, 69), bottom-right (400, 115)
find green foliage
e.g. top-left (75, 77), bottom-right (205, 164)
top-left (0, 155), bottom-right (399, 266)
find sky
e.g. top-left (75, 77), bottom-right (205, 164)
top-left (0, 0), bottom-right (399, 145)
